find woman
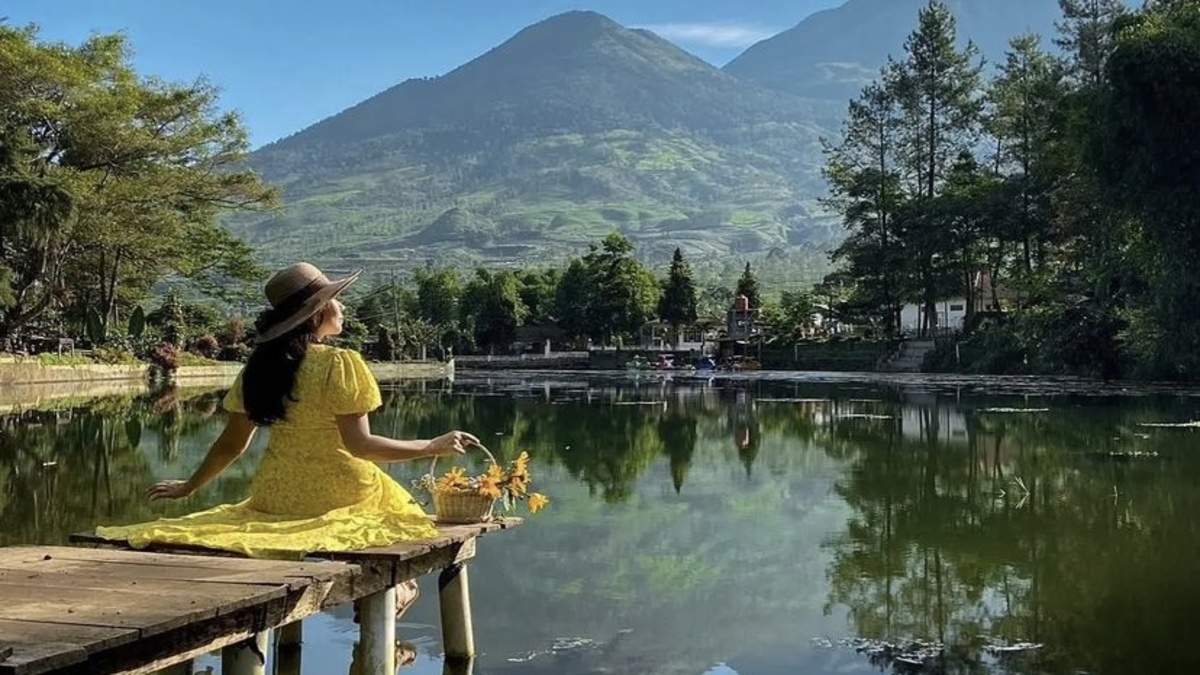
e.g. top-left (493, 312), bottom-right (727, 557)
top-left (96, 262), bottom-right (478, 565)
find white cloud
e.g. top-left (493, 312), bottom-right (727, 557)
top-left (640, 22), bottom-right (777, 48)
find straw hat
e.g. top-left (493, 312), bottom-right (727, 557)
top-left (255, 262), bottom-right (361, 343)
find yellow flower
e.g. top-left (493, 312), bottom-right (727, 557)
top-left (508, 473), bottom-right (529, 496)
top-left (514, 451), bottom-right (530, 475)
top-left (528, 493), bottom-right (550, 513)
top-left (478, 475), bottom-right (503, 500)
top-left (486, 462), bottom-right (505, 482)
top-left (437, 467), bottom-right (469, 491)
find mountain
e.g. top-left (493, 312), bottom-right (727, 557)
top-left (724, 0), bottom-right (1066, 101)
top-left (236, 11), bottom-right (841, 271)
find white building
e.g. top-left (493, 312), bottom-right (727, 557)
top-left (899, 299), bottom-right (968, 334)
top-left (898, 272), bottom-right (1015, 335)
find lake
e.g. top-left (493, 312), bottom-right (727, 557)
top-left (4, 370), bottom-right (1200, 675)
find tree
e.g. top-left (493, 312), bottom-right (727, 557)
top-left (658, 248), bottom-right (698, 345)
top-left (554, 259), bottom-right (593, 343)
top-left (555, 234), bottom-right (659, 344)
top-left (1091, 1), bottom-right (1200, 375)
top-left (1055, 0), bottom-right (1128, 88)
top-left (779, 290), bottom-right (818, 337)
top-left (413, 267), bottom-right (461, 327)
top-left (734, 262), bottom-right (761, 310)
top-left (462, 269), bottom-right (528, 352)
top-left (891, 1), bottom-right (984, 200)
top-left (0, 26), bottom-right (276, 339)
top-left (516, 268), bottom-right (561, 326)
top-left (891, 0), bottom-right (984, 333)
top-left (0, 130), bottom-right (75, 334)
top-left (987, 34), bottom-right (1064, 276)
top-left (823, 76), bottom-right (908, 335)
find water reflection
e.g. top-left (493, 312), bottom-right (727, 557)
top-left (3, 375), bottom-right (1200, 674)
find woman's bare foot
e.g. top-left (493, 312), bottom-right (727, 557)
top-left (396, 640), bottom-right (417, 668)
top-left (395, 579), bottom-right (420, 621)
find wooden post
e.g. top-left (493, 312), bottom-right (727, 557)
top-left (356, 586), bottom-right (396, 675)
top-left (275, 621), bottom-right (303, 675)
top-left (438, 562), bottom-right (475, 660)
top-left (442, 656), bottom-right (476, 675)
top-left (222, 631), bottom-right (268, 675)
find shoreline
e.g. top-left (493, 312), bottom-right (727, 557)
top-left (0, 359), bottom-right (454, 412)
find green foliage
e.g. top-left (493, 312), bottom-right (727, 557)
top-left (84, 307), bottom-right (104, 346)
top-left (658, 248), bottom-right (698, 331)
top-left (461, 269), bottom-right (528, 352)
top-left (414, 268), bottom-right (462, 327)
top-left (0, 25), bottom-right (276, 341)
top-left (734, 262), bottom-right (762, 309)
top-left (778, 290), bottom-right (818, 336)
top-left (819, 0), bottom-right (1200, 378)
top-left (555, 234), bottom-right (660, 343)
top-left (127, 306), bottom-right (146, 341)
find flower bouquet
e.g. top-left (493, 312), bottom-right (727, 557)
top-left (415, 448), bottom-right (549, 524)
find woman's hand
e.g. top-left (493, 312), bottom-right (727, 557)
top-left (147, 479), bottom-right (195, 501)
top-left (426, 430), bottom-right (480, 457)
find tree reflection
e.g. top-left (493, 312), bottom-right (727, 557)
top-left (7, 378), bottom-right (1200, 674)
top-left (0, 385), bottom-right (248, 546)
top-left (819, 392), bottom-right (1200, 674)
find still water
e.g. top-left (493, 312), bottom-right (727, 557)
top-left (4, 371), bottom-right (1200, 674)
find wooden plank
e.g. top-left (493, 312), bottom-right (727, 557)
top-left (66, 534), bottom-right (247, 559)
top-left (0, 619), bottom-right (136, 654)
top-left (9, 546), bottom-right (344, 580)
top-left (0, 643), bottom-right (87, 675)
top-left (0, 546), bottom-right (376, 675)
top-left (0, 620), bottom-right (138, 675)
top-left (0, 579), bottom-right (284, 636)
top-left (0, 555), bottom-right (348, 592)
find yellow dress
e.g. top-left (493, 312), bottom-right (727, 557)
top-left (96, 345), bottom-right (439, 559)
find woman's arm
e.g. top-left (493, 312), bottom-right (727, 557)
top-left (336, 413), bottom-right (479, 463)
top-left (147, 413), bottom-right (258, 500)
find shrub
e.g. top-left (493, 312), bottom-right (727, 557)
top-left (218, 343), bottom-right (251, 362)
top-left (190, 334), bottom-right (220, 359)
top-left (148, 342), bottom-right (180, 371)
top-left (92, 345), bottom-right (141, 365)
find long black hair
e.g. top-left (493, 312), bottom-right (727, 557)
top-left (241, 306), bottom-right (325, 426)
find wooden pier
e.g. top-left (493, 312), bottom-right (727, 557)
top-left (0, 518), bottom-right (519, 675)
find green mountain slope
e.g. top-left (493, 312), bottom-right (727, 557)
top-left (231, 11), bottom-right (842, 271)
top-left (724, 0), bottom-right (1100, 101)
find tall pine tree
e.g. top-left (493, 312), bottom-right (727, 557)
top-left (734, 262), bottom-right (762, 310)
top-left (892, 0), bottom-right (984, 200)
top-left (891, 0), bottom-right (984, 333)
top-left (987, 34), bottom-right (1064, 276)
top-left (1055, 0), bottom-right (1127, 88)
top-left (658, 248), bottom-right (698, 345)
top-left (823, 75), bottom-right (907, 335)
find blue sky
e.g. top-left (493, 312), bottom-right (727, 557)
top-left (9, 0), bottom-right (844, 148)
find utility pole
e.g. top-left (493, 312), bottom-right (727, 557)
top-left (390, 269), bottom-right (401, 358)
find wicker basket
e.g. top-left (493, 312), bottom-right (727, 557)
top-left (428, 444), bottom-right (498, 524)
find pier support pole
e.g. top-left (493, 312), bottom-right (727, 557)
top-left (438, 562), bottom-right (475, 661)
top-left (442, 656), bottom-right (476, 675)
top-left (357, 585), bottom-right (397, 675)
top-left (222, 630), bottom-right (268, 675)
top-left (275, 620), bottom-right (303, 675)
